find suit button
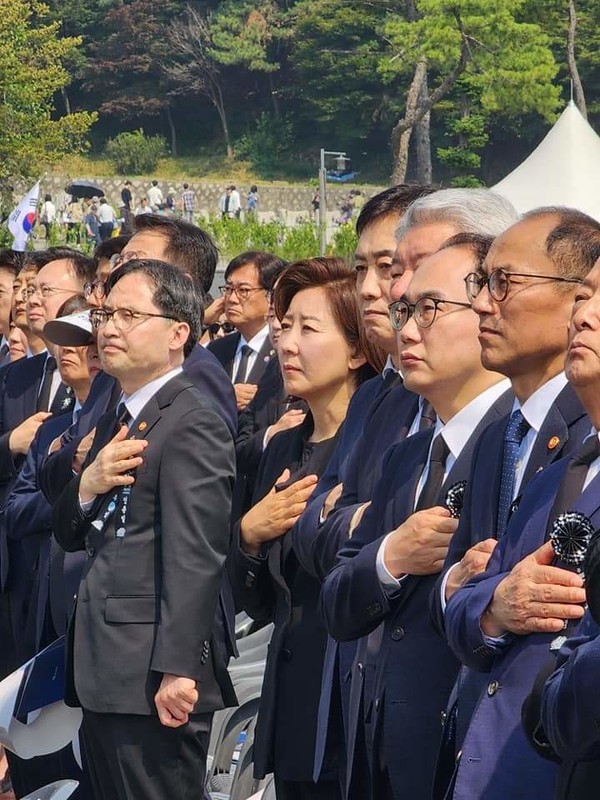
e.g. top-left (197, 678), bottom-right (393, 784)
top-left (281, 648), bottom-right (292, 662)
top-left (391, 626), bottom-right (405, 641)
top-left (86, 546), bottom-right (95, 557)
top-left (487, 680), bottom-right (499, 697)
top-left (366, 602), bottom-right (383, 618)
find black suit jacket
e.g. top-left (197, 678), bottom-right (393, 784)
top-left (53, 373), bottom-right (236, 716)
top-left (208, 330), bottom-right (274, 384)
top-left (39, 344), bottom-right (237, 506)
top-left (228, 418), bottom-right (339, 781)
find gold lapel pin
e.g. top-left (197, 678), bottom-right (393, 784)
top-left (138, 421), bottom-right (148, 432)
top-left (548, 435), bottom-right (560, 450)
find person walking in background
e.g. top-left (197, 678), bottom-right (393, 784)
top-left (120, 180), bottom-right (133, 212)
top-left (230, 186), bottom-right (242, 218)
top-left (40, 194), bottom-right (56, 240)
top-left (84, 202), bottom-right (101, 246)
top-left (246, 185), bottom-right (259, 218)
top-left (147, 179), bottom-right (163, 211)
top-left (181, 183), bottom-right (196, 223)
top-left (134, 197), bottom-right (152, 216)
top-left (96, 197), bottom-right (116, 242)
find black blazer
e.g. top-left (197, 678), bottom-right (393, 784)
top-left (208, 330), bottom-right (275, 384)
top-left (228, 417), bottom-right (339, 781)
top-left (53, 374), bottom-right (237, 716)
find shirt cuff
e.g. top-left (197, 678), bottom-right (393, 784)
top-left (440, 563), bottom-right (459, 614)
top-left (78, 494), bottom-right (96, 513)
top-left (376, 533), bottom-right (407, 592)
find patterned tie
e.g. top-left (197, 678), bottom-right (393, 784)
top-left (496, 409), bottom-right (531, 536)
top-left (233, 344), bottom-right (253, 383)
top-left (416, 433), bottom-right (450, 511)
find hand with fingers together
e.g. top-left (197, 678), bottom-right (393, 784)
top-left (154, 673), bottom-right (198, 728)
top-left (480, 540), bottom-right (587, 638)
top-left (240, 468), bottom-right (318, 555)
top-left (383, 506), bottom-right (459, 578)
top-left (79, 424), bottom-right (148, 505)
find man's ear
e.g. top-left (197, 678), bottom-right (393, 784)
top-left (169, 321), bottom-right (191, 352)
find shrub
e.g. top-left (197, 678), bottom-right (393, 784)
top-left (105, 129), bottom-right (168, 175)
top-left (235, 113), bottom-right (294, 175)
top-left (329, 223), bottom-right (358, 260)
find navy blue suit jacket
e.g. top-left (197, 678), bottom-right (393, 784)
top-left (2, 413), bottom-right (73, 660)
top-left (444, 455), bottom-right (600, 800)
top-left (38, 345), bottom-right (237, 506)
top-left (431, 382), bottom-right (588, 637)
top-left (321, 390), bottom-right (513, 798)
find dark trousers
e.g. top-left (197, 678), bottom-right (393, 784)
top-left (274, 776), bottom-right (341, 800)
top-left (80, 710), bottom-right (212, 800)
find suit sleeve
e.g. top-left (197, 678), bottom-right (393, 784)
top-left (4, 436), bottom-right (50, 540)
top-left (38, 433), bottom-right (80, 505)
top-left (150, 406), bottom-right (235, 680)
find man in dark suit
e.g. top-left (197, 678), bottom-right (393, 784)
top-left (321, 235), bottom-right (513, 800)
top-left (0, 249), bottom-right (20, 366)
top-left (209, 251), bottom-right (285, 411)
top-left (428, 210), bottom-right (600, 796)
top-left (38, 216), bottom-right (237, 507)
top-left (53, 259), bottom-right (236, 799)
top-left (443, 222), bottom-right (600, 800)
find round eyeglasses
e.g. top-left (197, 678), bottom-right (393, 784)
top-left (465, 268), bottom-right (582, 303)
top-left (84, 280), bottom-right (106, 300)
top-left (219, 284), bottom-right (265, 302)
top-left (90, 307), bottom-right (180, 331)
top-left (389, 297), bottom-right (472, 331)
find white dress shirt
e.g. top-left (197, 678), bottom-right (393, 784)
top-left (231, 325), bottom-right (270, 383)
top-left (377, 378), bottom-right (511, 589)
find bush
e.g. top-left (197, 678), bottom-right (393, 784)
top-left (235, 113), bottom-right (294, 175)
top-left (329, 223), bottom-right (358, 260)
top-left (105, 129), bottom-right (168, 175)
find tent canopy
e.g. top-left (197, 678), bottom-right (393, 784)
top-left (492, 101), bottom-right (600, 222)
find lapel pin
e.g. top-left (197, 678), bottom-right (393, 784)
top-left (548, 436), bottom-right (560, 450)
top-left (138, 421), bottom-right (147, 432)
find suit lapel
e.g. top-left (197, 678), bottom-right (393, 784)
top-left (389, 433), bottom-right (432, 528)
top-left (247, 335), bottom-right (275, 384)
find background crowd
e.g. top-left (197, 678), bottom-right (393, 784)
top-left (2, 187), bottom-right (600, 800)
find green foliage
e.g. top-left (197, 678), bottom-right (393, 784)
top-left (279, 221), bottom-right (319, 262)
top-left (0, 0), bottom-right (96, 183)
top-left (235, 113), bottom-right (294, 175)
top-left (328, 224), bottom-right (358, 260)
top-left (105, 130), bottom-right (168, 175)
top-left (210, 0), bottom-right (288, 73)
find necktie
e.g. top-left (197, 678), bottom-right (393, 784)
top-left (496, 410), bottom-right (531, 536)
top-left (547, 436), bottom-right (600, 527)
top-left (37, 356), bottom-right (57, 412)
top-left (419, 400), bottom-right (436, 431)
top-left (115, 401), bottom-right (131, 430)
top-left (234, 344), bottom-right (253, 384)
top-left (416, 433), bottom-right (450, 510)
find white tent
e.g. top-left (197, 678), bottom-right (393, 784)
top-left (492, 100), bottom-right (600, 221)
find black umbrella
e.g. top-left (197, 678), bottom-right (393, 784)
top-left (65, 180), bottom-right (105, 200)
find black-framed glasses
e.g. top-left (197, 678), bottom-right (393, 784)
top-left (219, 284), bottom-right (265, 302)
top-left (84, 280), bottom-right (106, 300)
top-left (465, 268), bottom-right (582, 303)
top-left (389, 297), bottom-right (472, 331)
top-left (90, 307), bottom-right (180, 331)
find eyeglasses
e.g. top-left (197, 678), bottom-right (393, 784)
top-left (22, 286), bottom-right (74, 300)
top-left (389, 297), bottom-right (472, 331)
top-left (90, 307), bottom-right (180, 331)
top-left (205, 321), bottom-right (235, 341)
top-left (219, 284), bottom-right (265, 302)
top-left (465, 268), bottom-right (582, 303)
top-left (110, 251), bottom-right (143, 270)
top-left (84, 280), bottom-right (106, 300)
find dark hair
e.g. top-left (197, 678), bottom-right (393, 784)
top-left (438, 232), bottom-right (494, 271)
top-left (56, 294), bottom-right (92, 318)
top-left (0, 249), bottom-right (24, 276)
top-left (224, 251), bottom-right (288, 292)
top-left (250, 185), bottom-right (258, 193)
top-left (523, 207), bottom-right (600, 280)
top-left (356, 185), bottom-right (434, 236)
top-left (22, 247), bottom-right (95, 284)
top-left (93, 235), bottom-right (131, 264)
top-left (274, 256), bottom-right (384, 378)
top-left (44, 194), bottom-right (51, 202)
top-left (105, 259), bottom-right (202, 357)
top-left (133, 214), bottom-right (218, 293)
top-left (183, 183), bottom-right (189, 189)
top-left (152, 180), bottom-right (158, 186)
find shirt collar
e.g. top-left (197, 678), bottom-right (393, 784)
top-left (239, 324), bottom-right (270, 354)
top-left (513, 372), bottom-right (568, 434)
top-left (381, 354), bottom-right (398, 380)
top-left (122, 366), bottom-right (183, 422)
top-left (435, 379), bottom-right (512, 460)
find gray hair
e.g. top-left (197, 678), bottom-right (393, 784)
top-left (396, 188), bottom-right (519, 241)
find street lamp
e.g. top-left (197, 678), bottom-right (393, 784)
top-left (318, 148), bottom-right (350, 256)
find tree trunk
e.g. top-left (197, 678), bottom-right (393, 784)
top-left (414, 68), bottom-right (432, 184)
top-left (165, 104), bottom-right (177, 157)
top-left (567, 0), bottom-right (587, 119)
top-left (60, 87), bottom-right (71, 115)
top-left (391, 60), bottom-right (427, 184)
top-left (214, 85), bottom-right (234, 159)
top-left (269, 73), bottom-right (280, 119)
